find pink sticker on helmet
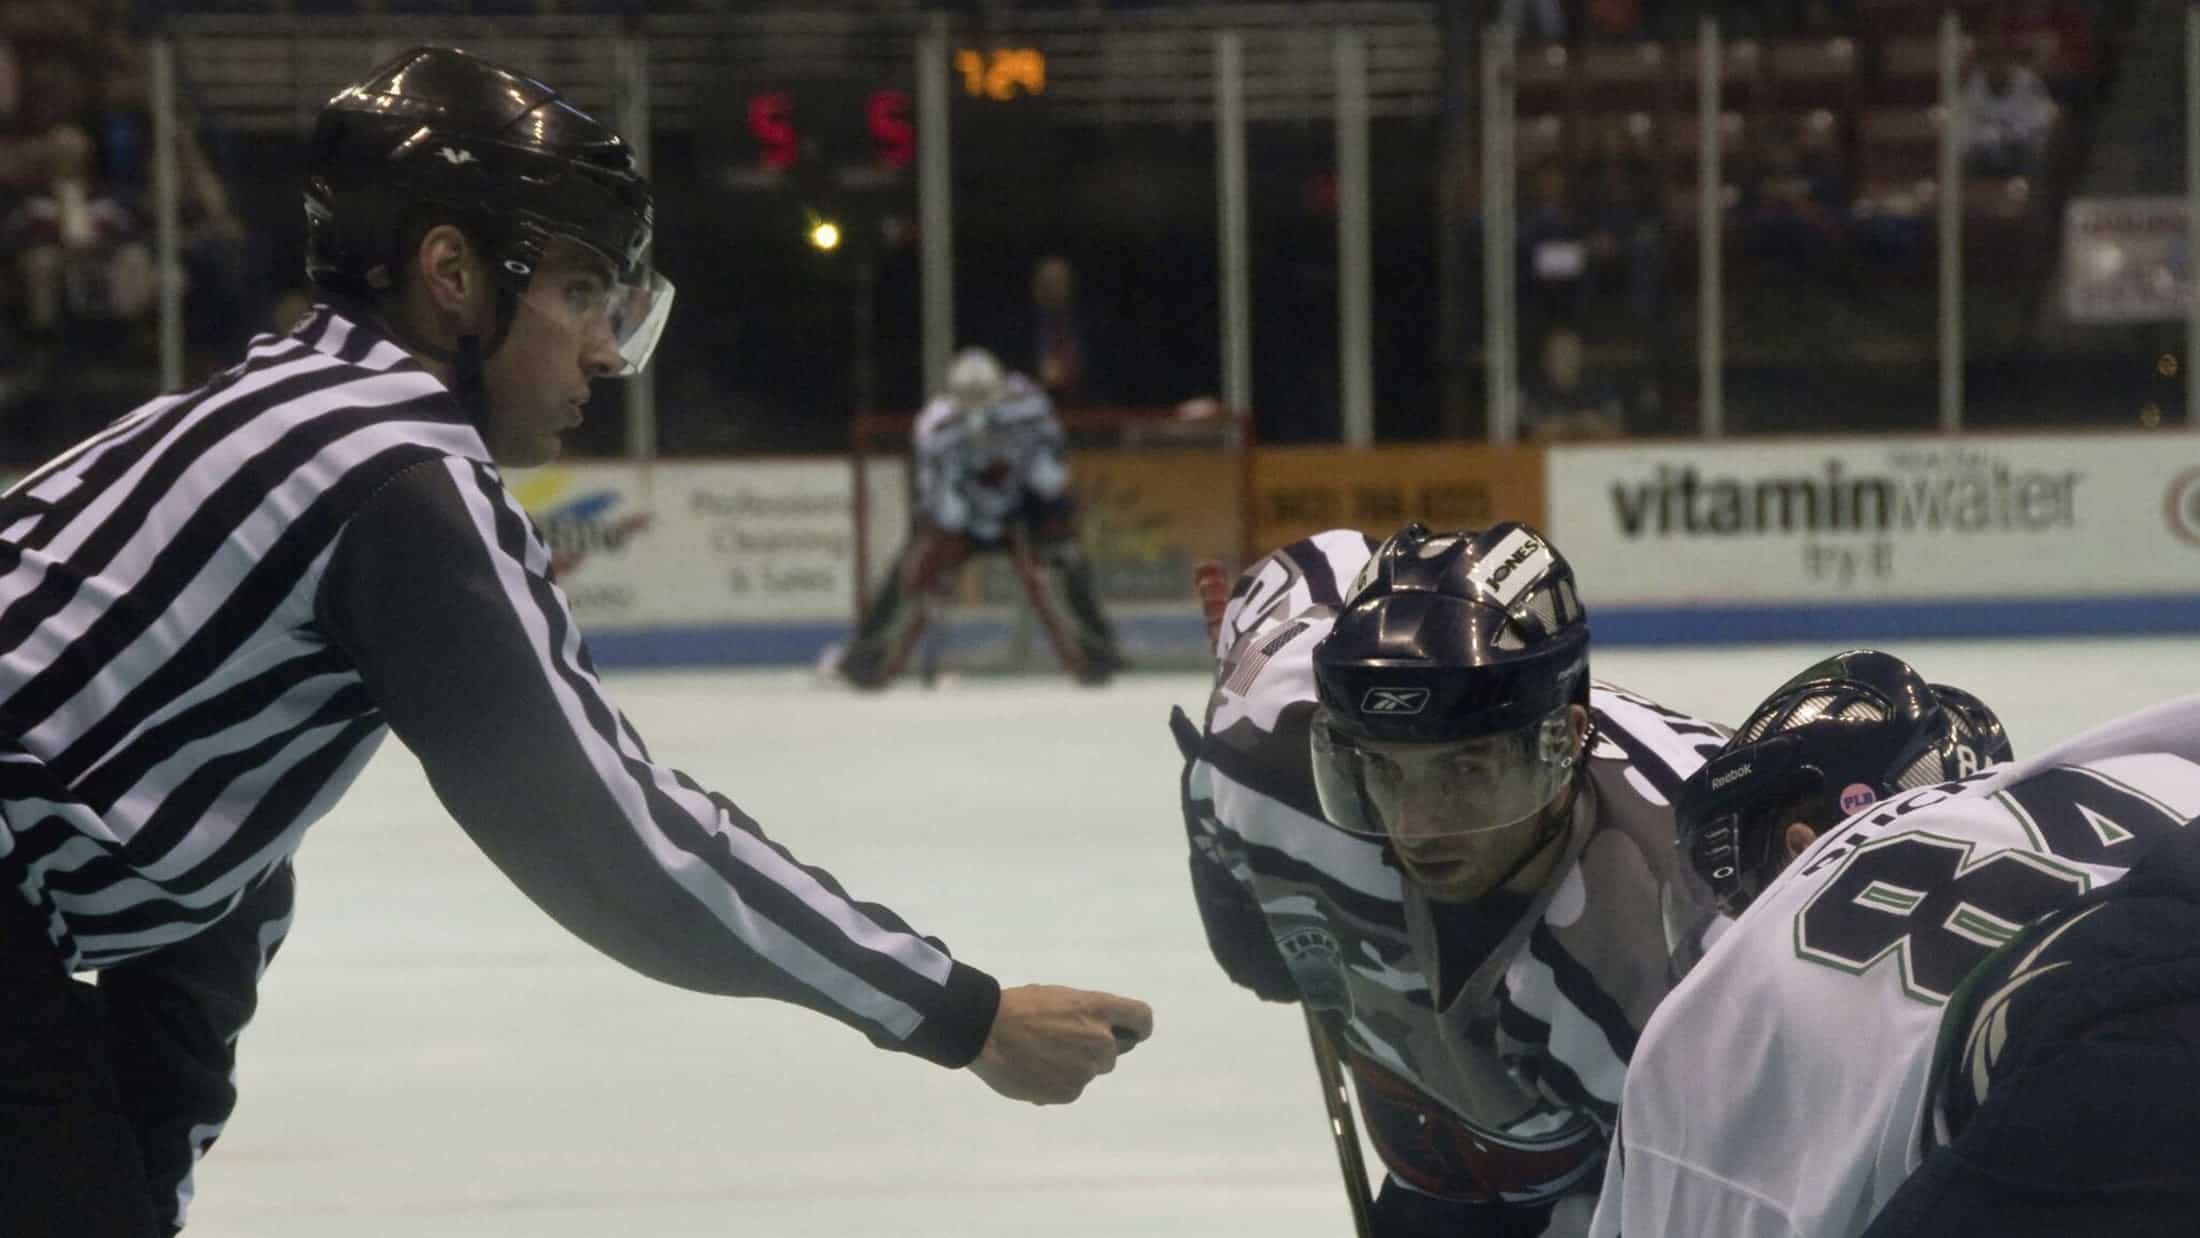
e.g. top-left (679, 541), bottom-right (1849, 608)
top-left (1839, 783), bottom-right (1878, 814)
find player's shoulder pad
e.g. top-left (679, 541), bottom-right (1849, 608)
top-left (1585, 680), bottom-right (1731, 804)
top-left (911, 396), bottom-right (958, 444)
top-left (1203, 613), bottom-right (1332, 823)
top-left (992, 376), bottom-right (1053, 420)
top-left (1212, 529), bottom-right (1378, 663)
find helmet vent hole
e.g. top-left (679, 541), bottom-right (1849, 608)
top-left (1515, 588), bottom-right (1561, 638)
top-left (1737, 691), bottom-right (1888, 743)
top-left (1892, 754), bottom-right (1946, 791)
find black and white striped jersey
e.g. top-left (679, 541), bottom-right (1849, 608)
top-left (0, 306), bottom-right (999, 1231)
top-left (1179, 532), bottom-right (1728, 1225)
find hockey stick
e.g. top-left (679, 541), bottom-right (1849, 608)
top-left (1303, 1009), bottom-right (1377, 1238)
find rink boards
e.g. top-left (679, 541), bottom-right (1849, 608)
top-left (507, 430), bottom-right (2200, 668)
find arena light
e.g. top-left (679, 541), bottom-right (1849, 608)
top-left (807, 217), bottom-right (843, 252)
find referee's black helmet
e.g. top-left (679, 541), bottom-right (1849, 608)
top-left (304, 46), bottom-right (653, 297)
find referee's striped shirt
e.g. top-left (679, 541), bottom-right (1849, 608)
top-left (0, 306), bottom-right (999, 1230)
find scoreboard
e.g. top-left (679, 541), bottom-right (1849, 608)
top-left (719, 81), bottom-right (915, 192)
top-left (713, 49), bottom-right (1048, 192)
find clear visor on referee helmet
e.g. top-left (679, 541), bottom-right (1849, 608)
top-left (513, 237), bottom-right (676, 377)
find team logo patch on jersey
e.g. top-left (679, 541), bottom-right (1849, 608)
top-left (1363, 687), bottom-right (1430, 715)
top-left (1276, 925), bottom-right (1353, 1014)
top-left (1839, 783), bottom-right (1879, 814)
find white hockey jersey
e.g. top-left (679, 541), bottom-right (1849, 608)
top-left (909, 374), bottom-right (1066, 540)
top-left (1186, 532), bottom-right (1728, 1225)
top-left (1591, 695), bottom-right (2200, 1238)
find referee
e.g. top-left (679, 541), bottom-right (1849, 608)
top-left (0, 47), bottom-right (1151, 1237)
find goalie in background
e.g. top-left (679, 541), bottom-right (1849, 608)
top-left (834, 347), bottom-right (1124, 688)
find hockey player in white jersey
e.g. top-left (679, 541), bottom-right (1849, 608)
top-left (837, 347), bottom-right (1121, 687)
top-left (1594, 652), bottom-right (2200, 1238)
top-left (1173, 523), bottom-right (1730, 1237)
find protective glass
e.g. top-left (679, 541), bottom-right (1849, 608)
top-left (1309, 707), bottom-right (1576, 843)
top-left (513, 237), bottom-right (675, 377)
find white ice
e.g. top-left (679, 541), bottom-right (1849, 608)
top-left (188, 636), bottom-right (2200, 1237)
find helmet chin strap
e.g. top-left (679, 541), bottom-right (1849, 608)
top-left (374, 283), bottom-right (520, 425)
top-left (445, 285), bottom-right (521, 425)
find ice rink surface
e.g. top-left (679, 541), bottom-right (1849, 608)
top-left (188, 636), bottom-right (2200, 1237)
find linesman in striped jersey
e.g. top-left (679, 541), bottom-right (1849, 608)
top-left (0, 47), bottom-right (1150, 1238)
top-left (1170, 523), bottom-right (1727, 1236)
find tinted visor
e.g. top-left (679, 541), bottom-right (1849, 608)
top-left (1310, 706), bottom-right (1575, 842)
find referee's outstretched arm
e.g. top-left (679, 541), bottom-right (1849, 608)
top-left (316, 456), bottom-right (1149, 1099)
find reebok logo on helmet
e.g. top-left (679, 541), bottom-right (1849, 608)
top-left (1362, 688), bottom-right (1430, 715)
top-left (1710, 762), bottom-right (1754, 791)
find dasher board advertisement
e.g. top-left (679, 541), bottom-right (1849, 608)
top-left (1547, 435), bottom-right (2200, 640)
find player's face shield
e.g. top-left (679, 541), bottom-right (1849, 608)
top-left (1310, 707), bottom-right (1577, 847)
top-left (513, 238), bottom-right (675, 377)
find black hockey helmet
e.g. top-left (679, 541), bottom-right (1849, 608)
top-left (1312, 522), bottom-right (1589, 746)
top-left (305, 47), bottom-right (670, 373)
top-left (1677, 650), bottom-right (2013, 917)
top-left (1308, 522), bottom-right (1591, 858)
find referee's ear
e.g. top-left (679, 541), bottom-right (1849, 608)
top-left (407, 224), bottom-right (489, 337)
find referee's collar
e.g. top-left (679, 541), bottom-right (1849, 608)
top-left (291, 303), bottom-right (428, 374)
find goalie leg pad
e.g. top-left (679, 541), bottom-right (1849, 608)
top-left (841, 527), bottom-right (970, 688)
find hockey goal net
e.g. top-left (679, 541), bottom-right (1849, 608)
top-left (850, 404), bottom-right (1255, 674)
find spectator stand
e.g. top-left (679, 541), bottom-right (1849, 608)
top-left (1479, 0), bottom-right (2126, 438)
top-left (0, 1), bottom-right (258, 464)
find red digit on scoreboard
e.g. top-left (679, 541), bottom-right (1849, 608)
top-left (867, 89), bottom-right (914, 169)
top-left (748, 90), bottom-right (797, 172)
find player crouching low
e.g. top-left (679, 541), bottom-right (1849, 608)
top-left (1657, 649), bottom-right (2014, 955)
top-left (1596, 652), bottom-right (2200, 1238)
top-left (834, 348), bottom-right (1123, 689)
top-left (1173, 522), bottom-right (1731, 1236)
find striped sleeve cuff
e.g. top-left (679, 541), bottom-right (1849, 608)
top-left (885, 959), bottom-right (1001, 1069)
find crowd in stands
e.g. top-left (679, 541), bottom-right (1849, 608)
top-left (1, 0), bottom-right (253, 459)
top-left (1497, 0), bottom-right (2112, 439)
top-left (0, 0), bottom-right (2133, 462)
